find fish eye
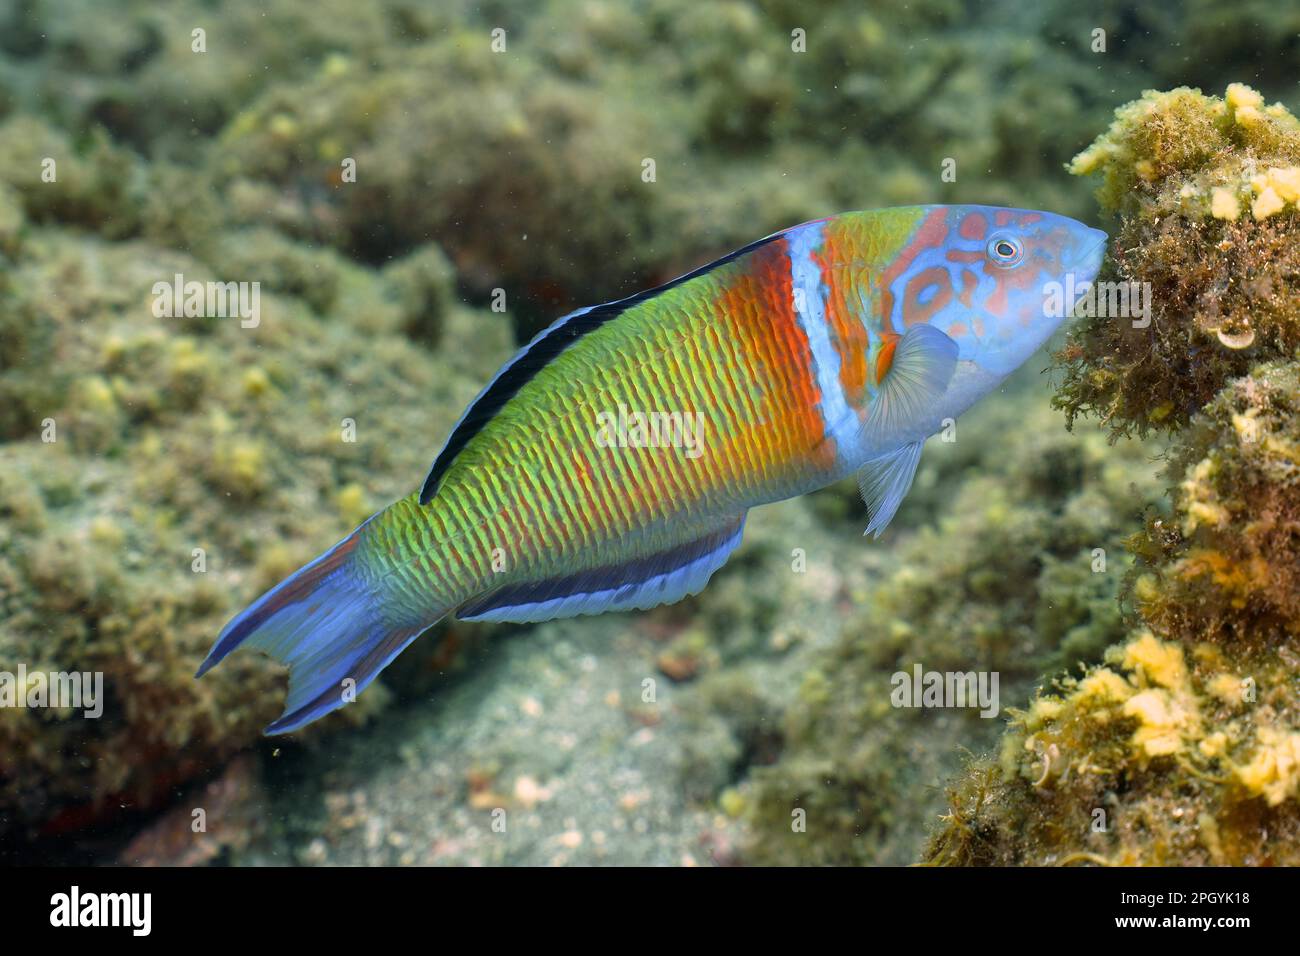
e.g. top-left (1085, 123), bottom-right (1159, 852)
top-left (987, 235), bottom-right (1023, 267)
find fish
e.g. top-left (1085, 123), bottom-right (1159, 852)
top-left (196, 204), bottom-right (1107, 734)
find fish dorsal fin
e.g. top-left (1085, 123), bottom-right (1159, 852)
top-left (419, 232), bottom-right (788, 505)
top-left (456, 513), bottom-right (747, 623)
top-left (857, 441), bottom-right (924, 538)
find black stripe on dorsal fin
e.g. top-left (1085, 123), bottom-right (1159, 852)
top-left (418, 229), bottom-right (788, 505)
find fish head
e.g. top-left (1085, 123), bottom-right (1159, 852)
top-left (896, 204), bottom-right (1107, 379)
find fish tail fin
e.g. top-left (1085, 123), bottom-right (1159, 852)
top-left (195, 524), bottom-right (445, 735)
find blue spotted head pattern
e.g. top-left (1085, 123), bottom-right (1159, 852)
top-left (885, 204), bottom-right (1108, 378)
top-left (829, 203), bottom-right (1111, 454)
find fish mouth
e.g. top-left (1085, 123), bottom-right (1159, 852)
top-left (1063, 229), bottom-right (1108, 276)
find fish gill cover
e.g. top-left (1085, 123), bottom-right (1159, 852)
top-left (0, 0), bottom-right (1293, 870)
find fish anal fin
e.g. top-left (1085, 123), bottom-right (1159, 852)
top-left (457, 513), bottom-right (747, 623)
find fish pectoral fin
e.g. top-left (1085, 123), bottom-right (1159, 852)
top-left (862, 323), bottom-right (959, 445)
top-left (857, 441), bottom-right (924, 539)
top-left (456, 513), bottom-right (748, 624)
top-left (853, 324), bottom-right (956, 538)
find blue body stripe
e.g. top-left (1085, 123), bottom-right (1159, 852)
top-left (787, 222), bottom-right (859, 469)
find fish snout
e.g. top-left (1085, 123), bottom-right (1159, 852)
top-left (1060, 226), bottom-right (1108, 285)
top-left (1081, 226), bottom-right (1108, 257)
top-left (1069, 226), bottom-right (1108, 268)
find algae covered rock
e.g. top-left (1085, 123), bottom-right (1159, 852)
top-left (927, 624), bottom-right (1300, 866)
top-left (0, 203), bottom-right (512, 840)
top-left (1132, 360), bottom-right (1300, 645)
top-left (1055, 84), bottom-right (1300, 439)
top-left (215, 35), bottom-right (679, 329)
top-left (0, 0), bottom-right (446, 159)
top-left (927, 85), bottom-right (1300, 867)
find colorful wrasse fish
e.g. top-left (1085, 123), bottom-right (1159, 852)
top-left (197, 204), bottom-right (1107, 733)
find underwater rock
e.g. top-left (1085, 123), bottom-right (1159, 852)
top-left (1133, 360), bottom-right (1300, 645)
top-left (927, 618), bottom-right (1300, 865)
top-left (215, 34), bottom-right (681, 330)
top-left (927, 85), bottom-right (1300, 866)
top-left (0, 206), bottom-right (512, 841)
top-left (118, 754), bottom-right (266, 866)
top-left (0, 0), bottom-right (446, 159)
top-left (1055, 85), bottom-right (1300, 439)
top-left (381, 244), bottom-right (457, 348)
